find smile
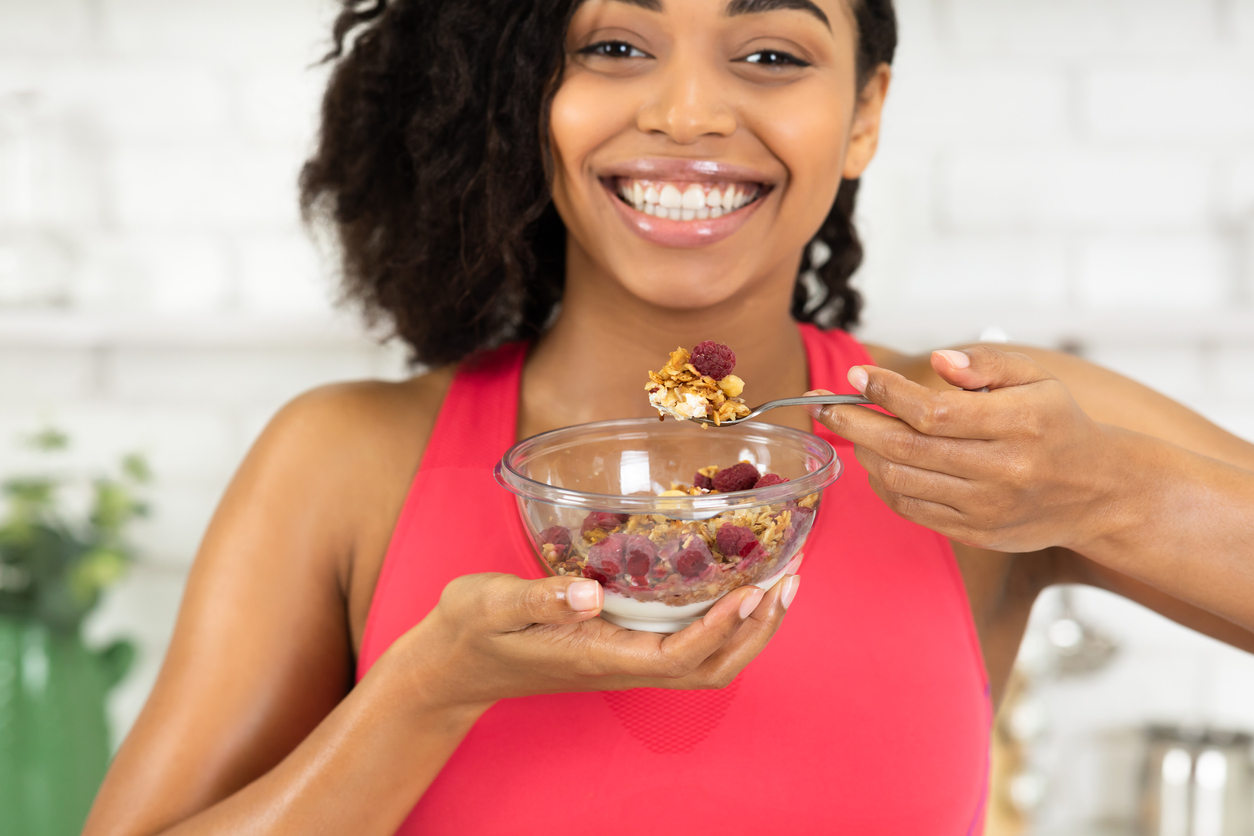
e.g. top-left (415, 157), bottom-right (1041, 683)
top-left (608, 177), bottom-right (766, 221)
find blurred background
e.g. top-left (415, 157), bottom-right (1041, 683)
top-left (0, 0), bottom-right (1252, 833)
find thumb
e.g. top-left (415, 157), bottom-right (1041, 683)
top-left (474, 573), bottom-right (604, 633)
top-left (930, 345), bottom-right (1055, 393)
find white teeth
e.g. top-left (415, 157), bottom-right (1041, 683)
top-left (616, 178), bottom-right (760, 220)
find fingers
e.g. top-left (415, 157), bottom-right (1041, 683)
top-left (447, 573), bottom-right (604, 633)
top-left (929, 345), bottom-right (1055, 393)
top-left (847, 369), bottom-right (1007, 440)
top-left (854, 445), bottom-right (974, 506)
top-left (658, 572), bottom-right (798, 690)
top-left (612, 585), bottom-right (769, 679)
top-left (811, 390), bottom-right (989, 474)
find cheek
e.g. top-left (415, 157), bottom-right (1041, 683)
top-left (748, 87), bottom-right (851, 225)
top-left (549, 74), bottom-right (630, 206)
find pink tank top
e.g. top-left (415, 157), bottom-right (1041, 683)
top-left (358, 324), bottom-right (991, 834)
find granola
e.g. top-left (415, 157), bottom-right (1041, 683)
top-left (646, 343), bottom-right (751, 425)
top-left (531, 464), bottom-right (818, 608)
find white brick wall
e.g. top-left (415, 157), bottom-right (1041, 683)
top-left (938, 148), bottom-right (1212, 232)
top-left (1076, 234), bottom-right (1230, 310)
top-left (1084, 68), bottom-right (1254, 143)
top-left (1, 0), bottom-right (1253, 828)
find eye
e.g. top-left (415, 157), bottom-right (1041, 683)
top-left (740, 49), bottom-right (810, 68)
top-left (580, 40), bottom-right (649, 59)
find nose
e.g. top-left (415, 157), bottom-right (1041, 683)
top-left (635, 53), bottom-right (737, 144)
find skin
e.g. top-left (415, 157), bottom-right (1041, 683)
top-left (85, 0), bottom-right (1254, 833)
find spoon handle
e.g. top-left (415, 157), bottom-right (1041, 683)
top-left (754, 394), bottom-right (873, 414)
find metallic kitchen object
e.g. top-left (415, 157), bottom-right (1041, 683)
top-left (1142, 727), bottom-right (1253, 836)
top-left (1044, 586), bottom-right (1119, 677)
top-left (685, 393), bottom-right (873, 426)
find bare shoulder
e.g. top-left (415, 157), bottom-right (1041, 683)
top-left (87, 366), bottom-right (457, 834)
top-left (249, 366), bottom-right (458, 640)
top-left (260, 366), bottom-right (456, 474)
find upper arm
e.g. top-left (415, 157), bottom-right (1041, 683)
top-left (1011, 345), bottom-right (1254, 470)
top-left (87, 376), bottom-right (447, 835)
top-left (1016, 346), bottom-right (1254, 649)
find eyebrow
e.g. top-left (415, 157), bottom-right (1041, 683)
top-left (725, 0), bottom-right (830, 29)
top-left (606, 0), bottom-right (831, 30)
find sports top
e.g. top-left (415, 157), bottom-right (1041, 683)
top-left (357, 323), bottom-right (991, 835)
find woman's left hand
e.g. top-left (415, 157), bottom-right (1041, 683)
top-left (809, 345), bottom-right (1119, 554)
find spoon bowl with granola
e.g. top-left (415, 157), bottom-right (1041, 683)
top-left (646, 340), bottom-right (872, 427)
top-left (495, 417), bottom-right (841, 632)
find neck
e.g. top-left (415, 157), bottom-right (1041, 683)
top-left (519, 243), bottom-right (813, 438)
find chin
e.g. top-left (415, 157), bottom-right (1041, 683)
top-left (615, 266), bottom-right (753, 312)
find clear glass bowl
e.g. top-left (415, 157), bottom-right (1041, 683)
top-left (494, 418), bottom-right (841, 632)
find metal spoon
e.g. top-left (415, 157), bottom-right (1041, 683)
top-left (686, 394), bottom-right (873, 427)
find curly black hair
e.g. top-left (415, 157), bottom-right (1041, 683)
top-left (301, 0), bottom-right (897, 366)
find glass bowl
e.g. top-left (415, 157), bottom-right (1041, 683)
top-left (494, 418), bottom-right (841, 632)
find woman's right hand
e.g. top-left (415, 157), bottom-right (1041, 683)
top-left (386, 566), bottom-right (801, 715)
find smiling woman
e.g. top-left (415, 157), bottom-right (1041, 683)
top-left (298, 0), bottom-right (893, 366)
top-left (82, 0), bottom-right (1254, 835)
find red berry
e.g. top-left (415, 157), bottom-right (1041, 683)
top-left (623, 535), bottom-right (656, 577)
top-left (690, 341), bottom-right (736, 380)
top-left (753, 473), bottom-right (787, 489)
top-left (581, 511), bottom-right (629, 537)
top-left (715, 525), bottom-right (760, 559)
top-left (675, 538), bottom-right (712, 578)
top-left (712, 462), bottom-right (760, 493)
top-left (693, 471), bottom-right (714, 490)
top-left (539, 526), bottom-right (572, 547)
top-left (583, 565), bottom-right (605, 583)
top-left (586, 533), bottom-right (625, 579)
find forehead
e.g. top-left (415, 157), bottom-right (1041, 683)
top-left (605, 0), bottom-right (835, 29)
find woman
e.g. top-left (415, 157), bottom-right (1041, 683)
top-left (86, 0), bottom-right (1254, 833)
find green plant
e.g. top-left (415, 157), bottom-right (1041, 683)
top-left (0, 428), bottom-right (150, 633)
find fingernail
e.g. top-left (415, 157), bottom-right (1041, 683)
top-left (567, 580), bottom-right (600, 612)
top-left (781, 576), bottom-right (801, 610)
top-left (803, 389), bottom-right (829, 419)
top-left (847, 366), bottom-right (869, 394)
top-left (934, 349), bottom-right (970, 370)
top-left (739, 587), bottom-right (766, 619)
top-left (784, 553), bottom-right (805, 575)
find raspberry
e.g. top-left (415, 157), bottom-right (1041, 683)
top-left (712, 462), bottom-right (760, 493)
top-left (539, 526), bottom-right (572, 548)
top-left (674, 537), bottom-right (712, 578)
top-left (690, 341), bottom-right (736, 380)
top-left (693, 471), bottom-right (714, 490)
top-left (753, 473), bottom-right (787, 489)
top-left (581, 511), bottom-right (629, 538)
top-left (585, 533), bottom-right (625, 582)
top-left (713, 525), bottom-right (756, 558)
top-left (623, 535), bottom-right (657, 577)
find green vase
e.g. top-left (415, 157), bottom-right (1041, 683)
top-left (0, 616), bottom-right (134, 836)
